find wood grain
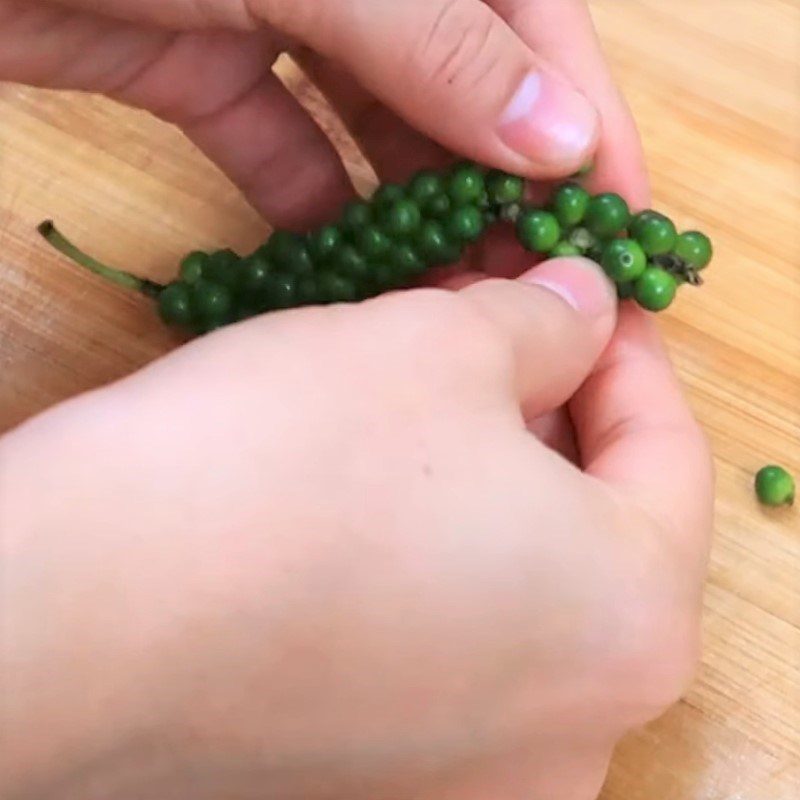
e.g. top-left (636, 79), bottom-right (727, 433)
top-left (1, 1), bottom-right (798, 797)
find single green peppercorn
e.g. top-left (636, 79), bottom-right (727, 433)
top-left (584, 193), bottom-right (631, 238)
top-left (205, 249), bottom-right (240, 288)
top-left (485, 170), bottom-right (524, 205)
top-left (356, 225), bottom-right (392, 260)
top-left (333, 244), bottom-right (370, 281)
top-left (630, 211), bottom-right (678, 256)
top-left (674, 231), bottom-right (713, 269)
top-left (341, 201), bottom-right (373, 234)
top-left (372, 183), bottom-right (405, 209)
top-left (158, 283), bottom-right (194, 326)
top-left (551, 183), bottom-right (590, 228)
top-left (263, 273), bottom-right (297, 309)
top-left (308, 225), bottom-right (342, 263)
top-left (388, 243), bottom-right (426, 277)
top-left (408, 171), bottom-right (445, 205)
top-left (755, 465), bottom-right (795, 507)
top-left (447, 163), bottom-right (485, 206)
top-left (370, 263), bottom-right (406, 292)
top-left (179, 251), bottom-right (209, 284)
top-left (192, 281), bottom-right (233, 323)
top-left (634, 267), bottom-right (677, 312)
top-left (601, 239), bottom-right (647, 283)
top-left (266, 231), bottom-right (314, 275)
top-left (239, 255), bottom-right (272, 293)
top-left (516, 209), bottom-right (561, 253)
top-left (416, 220), bottom-right (457, 264)
top-left (423, 193), bottom-right (452, 220)
top-left (296, 275), bottom-right (322, 305)
top-left (550, 242), bottom-right (582, 258)
top-left (381, 199), bottom-right (422, 237)
top-left (446, 206), bottom-right (485, 243)
top-left (318, 272), bottom-right (358, 303)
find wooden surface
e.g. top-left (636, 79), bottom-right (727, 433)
top-left (1, 1), bottom-right (798, 797)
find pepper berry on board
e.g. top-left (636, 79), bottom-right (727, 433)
top-left (755, 465), bottom-right (796, 507)
top-left (38, 161), bottom-right (714, 337)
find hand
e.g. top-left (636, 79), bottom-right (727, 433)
top-left (0, 0), bottom-right (648, 234)
top-left (1, 259), bottom-right (713, 799)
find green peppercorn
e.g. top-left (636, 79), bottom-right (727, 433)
top-left (263, 273), bottom-right (297, 309)
top-left (388, 243), bottom-right (426, 277)
top-left (158, 282), bottom-right (194, 326)
top-left (601, 239), bottom-right (647, 283)
top-left (239, 254), bottom-right (272, 293)
top-left (755, 465), bottom-right (795, 507)
top-left (630, 211), bottom-right (678, 256)
top-left (674, 231), bottom-right (713, 269)
top-left (584, 193), bottom-right (631, 238)
top-left (551, 183), bottom-right (590, 228)
top-left (485, 170), bottom-right (524, 206)
top-left (192, 281), bottom-right (233, 324)
top-left (296, 275), bottom-right (323, 306)
top-left (446, 206), bottom-right (485, 243)
top-left (341, 201), bottom-right (373, 234)
top-left (423, 193), bottom-right (452, 220)
top-left (370, 263), bottom-right (406, 292)
top-left (550, 242), bottom-right (582, 258)
top-left (516, 209), bottom-right (561, 253)
top-left (318, 272), bottom-right (358, 303)
top-left (416, 220), bottom-right (458, 264)
top-left (447, 163), bottom-right (485, 206)
top-left (381, 199), bottom-right (422, 237)
top-left (634, 267), bottom-right (677, 312)
top-left (266, 231), bottom-right (313, 275)
top-left (179, 251), bottom-right (209, 284)
top-left (356, 225), bottom-right (392, 260)
top-left (308, 225), bottom-right (342, 263)
top-left (372, 183), bottom-right (405, 209)
top-left (333, 244), bottom-right (370, 281)
top-left (408, 170), bottom-right (445, 206)
top-left (204, 249), bottom-right (240, 288)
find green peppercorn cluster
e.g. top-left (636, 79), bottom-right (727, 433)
top-left (38, 161), bottom-right (713, 336)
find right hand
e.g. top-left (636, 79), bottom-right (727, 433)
top-left (0, 0), bottom-right (648, 233)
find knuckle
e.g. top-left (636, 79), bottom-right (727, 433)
top-left (599, 520), bottom-right (704, 719)
top-left (369, 288), bottom-right (511, 371)
top-left (414, 0), bottom-right (503, 93)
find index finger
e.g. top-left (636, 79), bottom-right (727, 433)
top-left (568, 304), bottom-right (715, 566)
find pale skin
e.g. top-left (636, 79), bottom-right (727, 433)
top-left (0, 2), bottom-right (714, 798)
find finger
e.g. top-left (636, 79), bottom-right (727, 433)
top-left (569, 304), bottom-right (714, 559)
top-left (491, 0), bottom-right (649, 206)
top-left (255, 0), bottom-right (600, 177)
top-left (460, 257), bottom-right (616, 418)
top-left (0, 6), bottom-right (353, 230)
top-left (527, 408), bottom-right (579, 463)
top-left (174, 74), bottom-right (355, 230)
top-left (293, 50), bottom-right (450, 184)
top-left (109, 30), bottom-right (355, 230)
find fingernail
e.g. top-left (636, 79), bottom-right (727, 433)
top-left (498, 71), bottom-right (599, 167)
top-left (520, 257), bottom-right (613, 316)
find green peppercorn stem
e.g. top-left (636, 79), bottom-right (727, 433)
top-left (38, 164), bottom-right (714, 335)
top-left (37, 221), bottom-right (164, 298)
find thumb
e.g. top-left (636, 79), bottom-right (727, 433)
top-left (257, 0), bottom-right (600, 177)
top-left (460, 258), bottom-right (617, 418)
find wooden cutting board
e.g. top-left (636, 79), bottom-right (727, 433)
top-left (1, 1), bottom-right (797, 797)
